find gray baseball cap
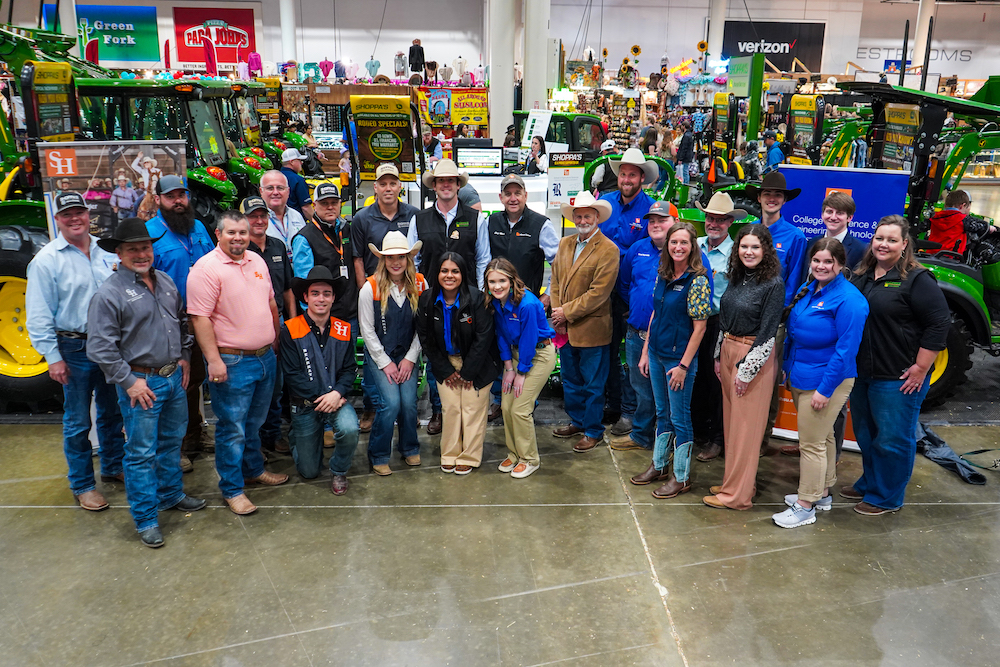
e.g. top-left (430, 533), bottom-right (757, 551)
top-left (156, 175), bottom-right (188, 195)
top-left (500, 173), bottom-right (525, 191)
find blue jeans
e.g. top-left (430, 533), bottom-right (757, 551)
top-left (648, 351), bottom-right (698, 482)
top-left (211, 350), bottom-right (275, 499)
top-left (850, 375), bottom-right (929, 510)
top-left (605, 293), bottom-right (636, 418)
top-left (680, 161), bottom-right (693, 185)
top-left (560, 343), bottom-right (610, 439)
top-left (366, 350), bottom-right (420, 465)
top-left (58, 338), bottom-right (124, 494)
top-left (625, 329), bottom-right (654, 448)
top-left (425, 364), bottom-right (442, 413)
top-left (116, 370), bottom-right (187, 531)
top-left (290, 401), bottom-right (359, 477)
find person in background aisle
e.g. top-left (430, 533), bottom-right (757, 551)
top-left (187, 211), bottom-right (289, 516)
top-left (692, 193), bottom-right (745, 463)
top-left (417, 253), bottom-right (499, 474)
top-left (457, 180), bottom-right (483, 212)
top-left (359, 232), bottom-right (428, 475)
top-left (654, 128), bottom-right (676, 191)
top-left (144, 175), bottom-right (215, 470)
top-left (422, 127), bottom-right (443, 165)
top-left (599, 147), bottom-right (658, 437)
top-left (26, 192), bottom-right (124, 512)
top-left (591, 139), bottom-right (620, 196)
top-left (842, 215), bottom-right (950, 516)
top-left (763, 129), bottom-right (784, 173)
top-left (703, 224), bottom-right (784, 511)
top-left (280, 267), bottom-right (359, 495)
top-left (550, 192), bottom-right (620, 453)
top-left (772, 238), bottom-right (869, 529)
top-left (640, 127), bottom-right (658, 158)
top-left (261, 170), bottom-right (307, 252)
top-left (676, 121), bottom-right (695, 185)
top-left (633, 221), bottom-right (711, 499)
top-left (86, 219), bottom-right (206, 547)
top-left (928, 189), bottom-right (1000, 264)
top-left (279, 148), bottom-right (314, 220)
top-left (485, 258), bottom-right (556, 479)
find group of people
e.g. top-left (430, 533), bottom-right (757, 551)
top-left (26, 145), bottom-right (951, 547)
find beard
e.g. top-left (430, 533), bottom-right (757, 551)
top-left (161, 203), bottom-right (195, 234)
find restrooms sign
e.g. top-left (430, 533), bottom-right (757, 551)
top-left (721, 21), bottom-right (826, 72)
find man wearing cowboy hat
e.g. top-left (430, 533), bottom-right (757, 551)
top-left (597, 146), bottom-right (658, 436)
top-left (280, 148), bottom-right (314, 219)
top-left (26, 192), bottom-right (124, 512)
top-left (86, 219), bottom-right (206, 547)
top-left (590, 139), bottom-right (621, 196)
top-left (279, 266), bottom-right (359, 495)
top-left (692, 192), bottom-right (747, 462)
top-left (550, 192), bottom-right (620, 453)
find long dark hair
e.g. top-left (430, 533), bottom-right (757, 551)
top-left (658, 222), bottom-right (708, 281)
top-left (532, 135), bottom-right (546, 155)
top-left (429, 251), bottom-right (474, 305)
top-left (854, 214), bottom-right (921, 279)
top-left (641, 127), bottom-right (658, 154)
top-left (726, 223), bottom-right (781, 284)
top-left (785, 237), bottom-right (848, 318)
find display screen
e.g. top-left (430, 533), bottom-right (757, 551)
top-left (455, 147), bottom-right (503, 176)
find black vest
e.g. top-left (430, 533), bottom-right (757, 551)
top-left (294, 219), bottom-right (358, 321)
top-left (487, 209), bottom-right (546, 294)
top-left (369, 277), bottom-right (417, 364)
top-left (598, 162), bottom-right (619, 194)
top-left (414, 200), bottom-right (478, 278)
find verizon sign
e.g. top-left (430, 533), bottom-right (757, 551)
top-left (721, 21), bottom-right (825, 72)
top-left (173, 7), bottom-right (256, 66)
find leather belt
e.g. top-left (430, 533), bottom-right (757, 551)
top-left (57, 331), bottom-right (87, 339)
top-left (130, 360), bottom-right (179, 377)
top-left (536, 338), bottom-right (552, 349)
top-left (218, 345), bottom-right (270, 357)
top-left (628, 325), bottom-right (648, 340)
top-left (723, 332), bottom-right (756, 345)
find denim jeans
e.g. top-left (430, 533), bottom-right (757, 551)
top-left (560, 343), bottom-right (610, 439)
top-left (58, 338), bottom-right (124, 494)
top-left (680, 161), bottom-right (693, 185)
top-left (604, 293), bottom-right (636, 417)
top-left (116, 370), bottom-right (187, 531)
top-left (648, 350), bottom-right (698, 482)
top-left (211, 350), bottom-right (275, 499)
top-left (351, 317), bottom-right (374, 413)
top-left (290, 401), bottom-right (359, 477)
top-left (849, 375), bottom-right (929, 510)
top-left (260, 363), bottom-right (283, 445)
top-left (366, 350), bottom-right (420, 465)
top-left (425, 364), bottom-right (442, 413)
top-left (625, 329), bottom-right (654, 448)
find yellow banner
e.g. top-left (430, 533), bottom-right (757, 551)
top-left (415, 87), bottom-right (489, 127)
top-left (350, 95), bottom-right (416, 182)
top-left (790, 95), bottom-right (818, 112)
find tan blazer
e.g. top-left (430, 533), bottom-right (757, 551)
top-left (550, 229), bottom-right (620, 348)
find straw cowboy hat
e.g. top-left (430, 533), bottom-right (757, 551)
top-left (421, 158), bottom-right (469, 189)
top-left (695, 192), bottom-right (748, 221)
top-left (368, 230), bottom-right (422, 258)
top-left (141, 156), bottom-right (158, 168)
top-left (609, 147), bottom-right (658, 185)
top-left (744, 171), bottom-right (801, 201)
top-left (560, 190), bottom-right (613, 224)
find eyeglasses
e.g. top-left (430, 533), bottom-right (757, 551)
top-left (261, 185), bottom-right (288, 193)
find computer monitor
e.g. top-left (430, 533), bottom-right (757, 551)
top-left (452, 137), bottom-right (493, 150)
top-left (454, 146), bottom-right (504, 176)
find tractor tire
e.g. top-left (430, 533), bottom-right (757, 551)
top-left (730, 194), bottom-right (761, 221)
top-left (923, 317), bottom-right (973, 410)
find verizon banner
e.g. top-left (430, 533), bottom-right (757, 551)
top-left (173, 7), bottom-right (255, 70)
top-left (721, 21), bottom-right (825, 73)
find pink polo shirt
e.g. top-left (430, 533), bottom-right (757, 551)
top-left (187, 246), bottom-right (276, 350)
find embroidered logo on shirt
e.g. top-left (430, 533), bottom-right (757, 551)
top-left (450, 230), bottom-right (460, 239)
top-left (884, 281), bottom-right (901, 288)
top-left (254, 271), bottom-right (265, 280)
top-left (776, 242), bottom-right (783, 249)
top-left (331, 318), bottom-right (351, 341)
top-left (271, 255), bottom-right (282, 263)
top-left (460, 315), bottom-right (473, 324)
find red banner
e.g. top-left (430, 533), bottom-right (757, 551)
top-left (173, 8), bottom-right (255, 66)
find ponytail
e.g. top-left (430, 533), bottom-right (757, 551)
top-left (782, 282), bottom-right (812, 323)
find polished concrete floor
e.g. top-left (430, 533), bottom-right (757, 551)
top-left (2, 422), bottom-right (1000, 666)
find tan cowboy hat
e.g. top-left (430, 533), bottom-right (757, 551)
top-left (421, 158), bottom-right (469, 189)
top-left (695, 191), bottom-right (748, 221)
top-left (369, 230), bottom-right (422, 257)
top-left (609, 147), bottom-right (658, 185)
top-left (560, 191), bottom-right (613, 224)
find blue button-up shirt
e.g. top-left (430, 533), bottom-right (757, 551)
top-left (491, 290), bottom-right (555, 374)
top-left (768, 216), bottom-right (808, 306)
top-left (599, 189), bottom-right (654, 256)
top-left (267, 206), bottom-right (307, 254)
top-left (436, 291), bottom-right (460, 356)
top-left (619, 238), bottom-right (715, 331)
top-left (146, 213), bottom-right (215, 304)
top-left (698, 234), bottom-right (734, 313)
top-left (25, 235), bottom-right (117, 364)
top-left (407, 201), bottom-right (491, 290)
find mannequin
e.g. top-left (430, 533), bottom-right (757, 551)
top-left (319, 57), bottom-right (334, 81)
top-left (409, 39), bottom-right (425, 73)
top-left (471, 65), bottom-right (484, 85)
top-left (424, 60), bottom-right (438, 83)
top-left (247, 51), bottom-right (262, 75)
top-left (452, 55), bottom-right (467, 80)
top-left (365, 57), bottom-right (380, 79)
top-left (438, 65), bottom-right (453, 82)
top-left (394, 51), bottom-right (407, 77)
top-left (236, 61), bottom-right (250, 80)
top-left (334, 60), bottom-right (346, 79)
top-left (346, 61), bottom-right (360, 79)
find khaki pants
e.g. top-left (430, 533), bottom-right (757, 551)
top-left (791, 379), bottom-right (854, 502)
top-left (501, 344), bottom-right (557, 466)
top-left (438, 355), bottom-right (490, 467)
top-left (762, 322), bottom-right (786, 447)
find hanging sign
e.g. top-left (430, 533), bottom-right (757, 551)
top-left (414, 87), bottom-right (490, 126)
top-left (22, 61), bottom-right (77, 142)
top-left (43, 5), bottom-right (160, 63)
top-left (350, 95), bottom-right (416, 182)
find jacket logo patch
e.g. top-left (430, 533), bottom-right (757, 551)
top-left (450, 230), bottom-right (460, 239)
top-left (883, 281), bottom-right (901, 288)
top-left (455, 221), bottom-right (469, 228)
top-left (460, 315), bottom-right (473, 324)
top-left (515, 232), bottom-right (532, 237)
top-left (331, 319), bottom-right (352, 341)
top-left (272, 255), bottom-right (282, 262)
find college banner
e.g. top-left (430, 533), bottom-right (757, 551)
top-left (415, 87), bottom-right (489, 127)
top-left (43, 5), bottom-right (160, 63)
top-left (173, 7), bottom-right (255, 69)
top-left (721, 21), bottom-right (825, 72)
top-left (350, 95), bottom-right (416, 182)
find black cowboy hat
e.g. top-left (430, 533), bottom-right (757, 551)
top-left (97, 217), bottom-right (165, 252)
top-left (744, 171), bottom-right (801, 202)
top-left (292, 265), bottom-right (348, 302)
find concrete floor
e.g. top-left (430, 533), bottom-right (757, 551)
top-left (2, 423), bottom-right (1000, 666)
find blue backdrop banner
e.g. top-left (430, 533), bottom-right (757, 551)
top-left (778, 165), bottom-right (910, 241)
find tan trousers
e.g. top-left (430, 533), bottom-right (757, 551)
top-left (762, 322), bottom-right (786, 446)
top-left (501, 344), bottom-right (557, 466)
top-left (791, 379), bottom-right (854, 502)
top-left (717, 336), bottom-right (777, 510)
top-left (437, 355), bottom-right (490, 467)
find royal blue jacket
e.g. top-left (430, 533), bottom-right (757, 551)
top-left (783, 273), bottom-right (869, 397)
top-left (599, 189), bottom-right (654, 256)
top-left (618, 238), bottom-right (714, 332)
top-left (491, 290), bottom-right (556, 374)
top-left (768, 216), bottom-right (807, 307)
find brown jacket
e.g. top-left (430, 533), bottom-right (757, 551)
top-left (550, 229), bottom-right (619, 348)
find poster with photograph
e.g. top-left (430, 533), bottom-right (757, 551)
top-left (37, 140), bottom-right (187, 239)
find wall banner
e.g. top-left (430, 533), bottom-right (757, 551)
top-left (43, 4), bottom-right (160, 63)
top-left (173, 7), bottom-right (255, 69)
top-left (721, 21), bottom-right (825, 72)
top-left (350, 95), bottom-right (416, 182)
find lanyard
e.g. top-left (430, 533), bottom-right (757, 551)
top-left (311, 220), bottom-right (343, 260)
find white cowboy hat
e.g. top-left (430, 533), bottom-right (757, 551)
top-left (560, 190), bottom-right (613, 224)
top-left (369, 230), bottom-right (422, 257)
top-left (609, 147), bottom-right (658, 185)
top-left (421, 158), bottom-right (469, 189)
top-left (141, 156), bottom-right (158, 167)
top-left (695, 191), bottom-right (748, 221)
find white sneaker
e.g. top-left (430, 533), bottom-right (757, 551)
top-left (498, 457), bottom-right (517, 473)
top-left (784, 493), bottom-right (833, 511)
top-left (510, 462), bottom-right (539, 479)
top-left (772, 503), bottom-right (817, 529)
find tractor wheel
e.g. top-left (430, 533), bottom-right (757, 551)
top-left (923, 317), bottom-right (973, 410)
top-left (730, 194), bottom-right (761, 221)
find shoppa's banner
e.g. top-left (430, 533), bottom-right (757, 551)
top-left (778, 165), bottom-right (910, 241)
top-left (415, 87), bottom-right (489, 127)
top-left (350, 95), bottom-right (416, 182)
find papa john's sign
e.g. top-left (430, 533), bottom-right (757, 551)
top-left (173, 8), bottom-right (255, 67)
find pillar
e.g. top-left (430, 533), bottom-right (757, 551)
top-left (279, 0), bottom-right (297, 63)
top-left (57, 0), bottom-right (80, 57)
top-left (489, 0), bottom-right (517, 141)
top-left (522, 0), bottom-right (550, 110)
top-left (707, 0), bottom-right (727, 63)
top-left (911, 0), bottom-right (937, 74)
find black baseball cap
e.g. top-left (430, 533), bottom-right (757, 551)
top-left (313, 182), bottom-right (341, 202)
top-left (763, 129), bottom-right (778, 140)
top-left (53, 191), bottom-right (87, 214)
top-left (240, 196), bottom-right (267, 214)
top-left (156, 174), bottom-right (188, 195)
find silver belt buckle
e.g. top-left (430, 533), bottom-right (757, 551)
top-left (158, 361), bottom-right (179, 377)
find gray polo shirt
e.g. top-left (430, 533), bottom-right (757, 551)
top-left (350, 200), bottom-right (419, 276)
top-left (87, 267), bottom-right (193, 389)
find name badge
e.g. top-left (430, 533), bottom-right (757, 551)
top-left (672, 284), bottom-right (684, 291)
top-left (340, 266), bottom-right (349, 279)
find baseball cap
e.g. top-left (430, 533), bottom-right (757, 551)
top-left (313, 182), bottom-right (341, 202)
top-left (155, 174), bottom-right (188, 195)
top-left (375, 163), bottom-right (399, 180)
top-left (281, 147), bottom-right (308, 162)
top-left (763, 129), bottom-right (778, 140)
top-left (643, 200), bottom-right (679, 219)
top-left (240, 196), bottom-right (267, 215)
top-left (53, 191), bottom-right (87, 214)
top-left (600, 139), bottom-right (616, 151)
top-left (500, 173), bottom-right (525, 191)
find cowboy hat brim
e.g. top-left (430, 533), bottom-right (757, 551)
top-left (744, 182), bottom-right (801, 202)
top-left (609, 156), bottom-right (659, 185)
top-left (97, 230), bottom-right (165, 253)
top-left (695, 199), bottom-right (748, 221)
top-left (368, 239), bottom-right (422, 258)
top-left (421, 169), bottom-right (470, 189)
top-left (292, 274), bottom-right (349, 302)
top-left (560, 198), bottom-right (613, 224)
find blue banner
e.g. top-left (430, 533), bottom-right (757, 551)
top-left (778, 165), bottom-right (910, 242)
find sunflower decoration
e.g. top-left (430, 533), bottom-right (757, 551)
top-left (630, 45), bottom-right (641, 57)
top-left (622, 57), bottom-right (630, 65)
top-left (602, 47), bottom-right (608, 60)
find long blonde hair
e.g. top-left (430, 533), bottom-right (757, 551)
top-left (374, 254), bottom-right (420, 314)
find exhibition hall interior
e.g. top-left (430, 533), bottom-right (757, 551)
top-left (3, 0), bottom-right (1000, 665)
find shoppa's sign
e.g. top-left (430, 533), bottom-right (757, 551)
top-left (173, 7), bottom-right (255, 67)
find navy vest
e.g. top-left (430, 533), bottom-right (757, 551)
top-left (368, 276), bottom-right (423, 364)
top-left (295, 219), bottom-right (358, 321)
top-left (649, 271), bottom-right (697, 357)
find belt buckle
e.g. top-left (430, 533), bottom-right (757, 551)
top-left (158, 361), bottom-right (178, 377)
